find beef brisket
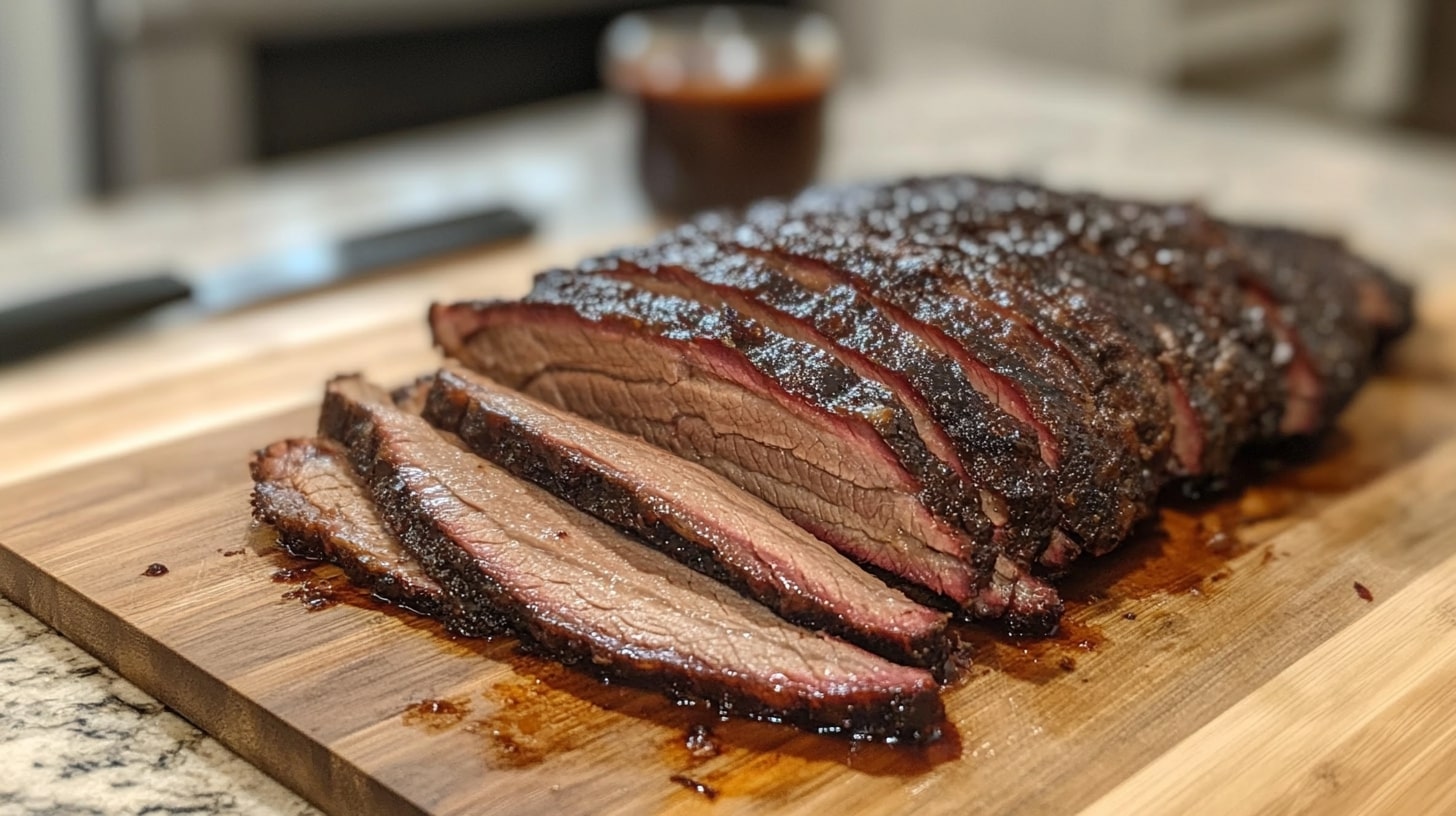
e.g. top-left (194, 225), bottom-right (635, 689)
top-left (248, 437), bottom-right (458, 624)
top-left (583, 237), bottom-right (1058, 552)
top-left (428, 181), bottom-right (1410, 631)
top-left (430, 274), bottom-right (993, 608)
top-left (683, 208), bottom-right (1163, 558)
top-left (319, 375), bottom-right (946, 741)
top-left (751, 177), bottom-right (1282, 472)
top-left (420, 365), bottom-right (951, 667)
top-left (1228, 224), bottom-right (1382, 430)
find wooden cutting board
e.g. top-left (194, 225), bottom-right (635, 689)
top-left (3, 244), bottom-right (1456, 816)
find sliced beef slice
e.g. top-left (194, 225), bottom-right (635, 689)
top-left (429, 274), bottom-right (988, 608)
top-left (689, 210), bottom-right (1156, 559)
top-left (421, 366), bottom-right (951, 667)
top-left (1227, 224), bottom-right (1390, 429)
top-left (248, 437), bottom-right (459, 625)
top-left (319, 375), bottom-right (946, 742)
top-left (585, 236), bottom-right (1058, 556)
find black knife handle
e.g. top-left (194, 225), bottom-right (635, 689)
top-left (0, 272), bottom-right (190, 364)
top-left (339, 206), bottom-right (535, 276)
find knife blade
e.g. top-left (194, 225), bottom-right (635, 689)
top-left (0, 205), bottom-right (534, 365)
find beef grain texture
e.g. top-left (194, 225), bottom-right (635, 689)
top-left (421, 365), bottom-right (951, 668)
top-left (249, 437), bottom-right (463, 626)
top-left (429, 277), bottom-right (998, 609)
top-left (319, 375), bottom-right (947, 742)
top-left (428, 174), bottom-right (1412, 638)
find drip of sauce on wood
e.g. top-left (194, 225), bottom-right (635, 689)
top-left (958, 615), bottom-right (1106, 684)
top-left (684, 724), bottom-right (721, 759)
top-left (270, 563), bottom-right (340, 610)
top-left (140, 563), bottom-right (169, 577)
top-left (270, 566), bottom-right (316, 583)
top-left (464, 670), bottom-right (604, 769)
top-left (669, 774), bottom-right (719, 801)
top-left (1354, 582), bottom-right (1373, 602)
top-left (401, 697), bottom-right (472, 732)
top-left (281, 581), bottom-right (339, 611)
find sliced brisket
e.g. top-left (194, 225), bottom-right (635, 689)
top-left (319, 375), bottom-right (946, 742)
top-left (420, 365), bottom-right (951, 667)
top-left (415, 173), bottom-right (1407, 642)
top-left (248, 437), bottom-right (458, 624)
top-left (684, 209), bottom-right (1161, 558)
top-left (1228, 224), bottom-right (1383, 430)
top-left (759, 177), bottom-right (1282, 473)
top-left (430, 273), bottom-right (990, 608)
top-left (583, 237), bottom-right (1058, 553)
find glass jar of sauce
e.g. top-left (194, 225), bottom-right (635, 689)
top-left (602, 6), bottom-right (841, 216)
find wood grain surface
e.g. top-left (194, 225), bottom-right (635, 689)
top-left (2, 241), bottom-right (1455, 816)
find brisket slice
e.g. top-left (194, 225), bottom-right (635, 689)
top-left (319, 375), bottom-right (946, 742)
top-left (1227, 225), bottom-right (1388, 430)
top-left (430, 275), bottom-right (989, 605)
top-left (744, 190), bottom-right (1207, 476)
top-left (688, 210), bottom-right (1159, 558)
top-left (762, 177), bottom-right (1275, 475)
top-left (421, 366), bottom-right (951, 668)
top-left (914, 179), bottom-right (1285, 447)
top-left (581, 240), bottom-right (1057, 547)
top-left (248, 437), bottom-right (460, 626)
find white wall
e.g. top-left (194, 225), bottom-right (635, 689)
top-left (815, 0), bottom-right (1418, 117)
top-left (0, 0), bottom-right (88, 218)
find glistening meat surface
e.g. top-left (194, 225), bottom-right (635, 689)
top-left (421, 365), bottom-right (951, 668)
top-left (318, 375), bottom-right (947, 742)
top-left (249, 437), bottom-right (459, 624)
top-left (431, 278), bottom-right (1008, 609)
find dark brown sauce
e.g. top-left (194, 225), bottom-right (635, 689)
top-left (253, 534), bottom-right (482, 648)
top-left (1354, 581), bottom-right (1374, 602)
top-left (271, 566), bottom-right (316, 583)
top-left (269, 560), bottom-right (339, 611)
top-left (684, 723), bottom-right (721, 760)
top-left (669, 774), bottom-right (719, 801)
top-left (633, 78), bottom-right (828, 215)
top-left (402, 697), bottom-right (473, 732)
top-left (281, 580), bottom-right (340, 611)
top-left (140, 563), bottom-right (169, 577)
top-left (220, 547), bottom-right (246, 557)
top-left (957, 613), bottom-right (1106, 684)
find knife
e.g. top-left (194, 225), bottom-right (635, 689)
top-left (0, 205), bottom-right (534, 365)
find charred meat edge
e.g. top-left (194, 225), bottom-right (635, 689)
top-left (585, 238), bottom-right (1058, 550)
top-left (751, 178), bottom-right (1276, 473)
top-left (319, 375), bottom-right (946, 742)
top-left (422, 366), bottom-right (951, 668)
top-left (249, 437), bottom-right (467, 627)
top-left (428, 281), bottom-right (987, 604)
top-left (695, 211), bottom-right (1153, 558)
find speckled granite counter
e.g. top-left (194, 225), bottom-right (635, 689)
top-left (3, 51), bottom-right (1456, 815)
top-left (0, 597), bottom-right (313, 815)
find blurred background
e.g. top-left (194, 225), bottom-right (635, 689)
top-left (1, 0), bottom-right (1448, 217)
top-left (2, 0), bottom-right (1455, 306)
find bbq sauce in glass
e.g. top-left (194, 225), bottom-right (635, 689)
top-left (604, 6), bottom-right (841, 216)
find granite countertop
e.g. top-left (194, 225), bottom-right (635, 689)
top-left (4, 51), bottom-right (1456, 815)
top-left (0, 599), bottom-right (314, 815)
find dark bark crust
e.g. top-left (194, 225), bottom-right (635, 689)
top-left (420, 367), bottom-right (952, 669)
top-left (319, 376), bottom-right (947, 743)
